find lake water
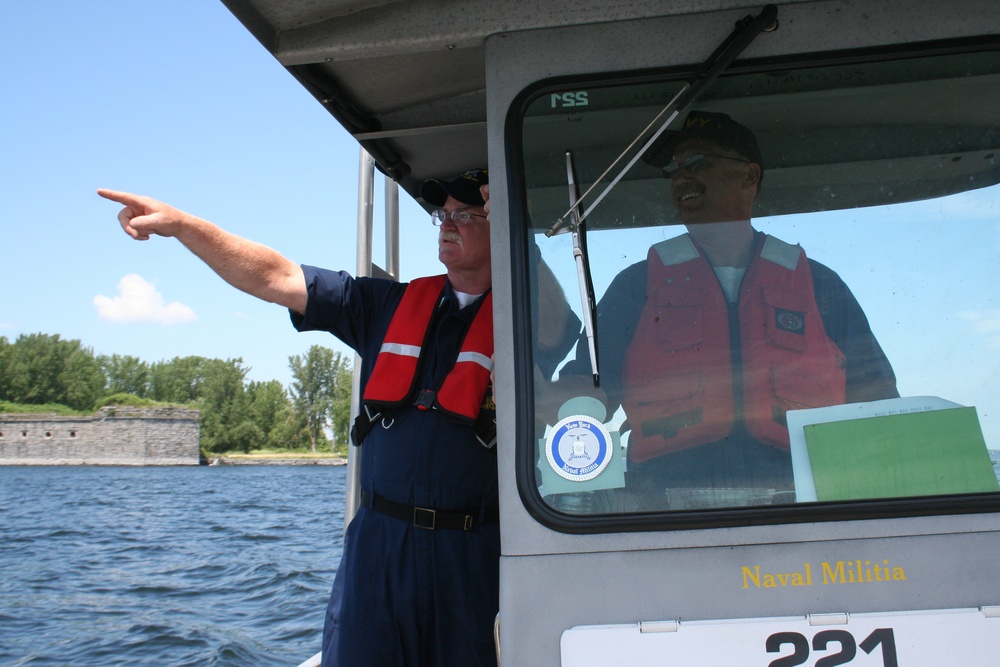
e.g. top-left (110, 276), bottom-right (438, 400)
top-left (0, 465), bottom-right (346, 667)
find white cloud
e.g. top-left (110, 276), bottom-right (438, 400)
top-left (94, 274), bottom-right (197, 325)
top-left (958, 309), bottom-right (1000, 348)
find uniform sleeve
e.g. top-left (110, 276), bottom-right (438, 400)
top-left (809, 260), bottom-right (900, 403)
top-left (534, 307), bottom-right (582, 378)
top-left (531, 242), bottom-right (582, 378)
top-left (560, 260), bottom-right (648, 410)
top-left (290, 265), bottom-right (404, 355)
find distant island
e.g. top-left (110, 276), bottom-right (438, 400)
top-left (1, 332), bottom-right (352, 460)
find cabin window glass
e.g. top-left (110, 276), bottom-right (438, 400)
top-left (521, 47), bottom-right (1000, 519)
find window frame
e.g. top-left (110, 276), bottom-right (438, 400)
top-left (507, 36), bottom-right (1000, 534)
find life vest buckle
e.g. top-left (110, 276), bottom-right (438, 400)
top-left (413, 388), bottom-right (437, 411)
top-left (351, 405), bottom-right (383, 447)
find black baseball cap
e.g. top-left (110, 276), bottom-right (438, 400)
top-left (420, 168), bottom-right (489, 207)
top-left (643, 111), bottom-right (763, 172)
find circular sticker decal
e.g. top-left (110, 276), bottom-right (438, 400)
top-left (545, 414), bottom-right (613, 482)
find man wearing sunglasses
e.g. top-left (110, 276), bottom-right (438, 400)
top-left (98, 168), bottom-right (558, 666)
top-left (564, 111), bottom-right (899, 508)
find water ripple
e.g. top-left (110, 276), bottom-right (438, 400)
top-left (0, 465), bottom-right (346, 666)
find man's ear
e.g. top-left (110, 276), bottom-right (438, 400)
top-left (744, 164), bottom-right (761, 185)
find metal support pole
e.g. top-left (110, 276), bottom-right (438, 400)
top-left (344, 148), bottom-right (401, 530)
top-left (345, 148), bottom-right (376, 530)
top-left (385, 176), bottom-right (399, 279)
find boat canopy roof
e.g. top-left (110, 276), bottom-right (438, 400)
top-left (221, 1), bottom-right (1000, 222)
top-left (219, 1), bottom-right (778, 201)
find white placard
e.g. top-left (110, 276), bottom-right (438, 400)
top-left (562, 606), bottom-right (1000, 666)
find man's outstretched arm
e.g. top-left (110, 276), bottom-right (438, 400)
top-left (98, 189), bottom-right (308, 315)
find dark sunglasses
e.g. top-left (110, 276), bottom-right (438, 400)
top-left (662, 153), bottom-right (751, 178)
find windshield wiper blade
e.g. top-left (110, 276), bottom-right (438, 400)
top-left (546, 4), bottom-right (778, 237)
top-left (564, 150), bottom-right (600, 387)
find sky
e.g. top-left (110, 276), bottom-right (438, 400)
top-left (1, 1), bottom-right (440, 388)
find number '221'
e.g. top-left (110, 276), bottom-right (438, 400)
top-left (767, 628), bottom-right (898, 667)
top-left (550, 91), bottom-right (589, 108)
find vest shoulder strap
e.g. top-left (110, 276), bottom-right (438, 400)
top-left (366, 274), bottom-right (447, 403)
top-left (760, 235), bottom-right (803, 270)
top-left (651, 234), bottom-right (700, 267)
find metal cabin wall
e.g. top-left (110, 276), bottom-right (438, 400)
top-left (484, 2), bottom-right (1000, 665)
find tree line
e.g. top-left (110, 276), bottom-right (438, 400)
top-left (0, 333), bottom-right (353, 455)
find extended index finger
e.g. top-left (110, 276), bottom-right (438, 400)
top-left (97, 189), bottom-right (151, 239)
top-left (96, 188), bottom-right (142, 207)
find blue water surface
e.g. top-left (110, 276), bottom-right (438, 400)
top-left (0, 465), bottom-right (346, 666)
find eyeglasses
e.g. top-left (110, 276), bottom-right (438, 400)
top-left (662, 153), bottom-right (751, 179)
top-left (430, 209), bottom-right (487, 226)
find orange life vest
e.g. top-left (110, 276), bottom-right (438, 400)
top-left (622, 234), bottom-right (846, 463)
top-left (362, 275), bottom-right (494, 426)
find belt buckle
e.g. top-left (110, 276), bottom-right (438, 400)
top-left (413, 506), bottom-right (436, 530)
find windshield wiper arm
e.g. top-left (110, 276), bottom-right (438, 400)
top-left (546, 4), bottom-right (778, 237)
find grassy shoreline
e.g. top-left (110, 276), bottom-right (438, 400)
top-left (207, 450), bottom-right (348, 465)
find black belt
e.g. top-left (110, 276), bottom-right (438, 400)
top-left (361, 489), bottom-right (499, 531)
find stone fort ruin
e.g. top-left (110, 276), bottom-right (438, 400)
top-left (0, 406), bottom-right (200, 465)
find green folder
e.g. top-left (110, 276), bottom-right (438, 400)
top-left (804, 406), bottom-right (999, 501)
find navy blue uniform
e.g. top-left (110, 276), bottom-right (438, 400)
top-left (292, 266), bottom-right (500, 666)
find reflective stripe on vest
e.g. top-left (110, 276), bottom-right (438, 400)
top-left (435, 293), bottom-right (494, 422)
top-left (622, 234), bottom-right (846, 463)
top-left (363, 275), bottom-right (493, 424)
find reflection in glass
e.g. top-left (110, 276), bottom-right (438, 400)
top-left (524, 50), bottom-right (1000, 515)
